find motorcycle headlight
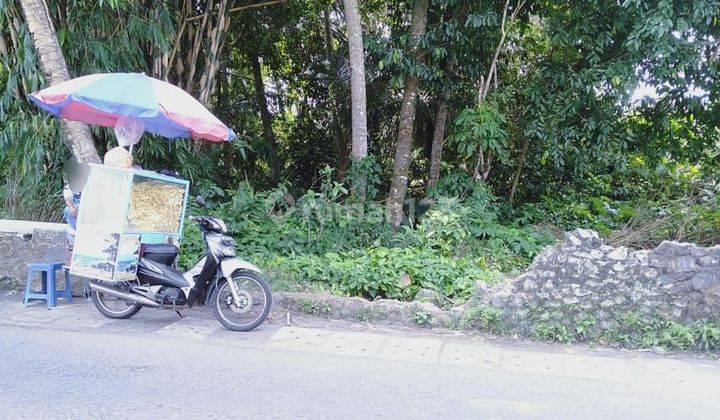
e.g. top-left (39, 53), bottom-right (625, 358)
top-left (220, 236), bottom-right (236, 257)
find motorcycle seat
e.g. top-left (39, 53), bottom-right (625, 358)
top-left (142, 243), bottom-right (179, 266)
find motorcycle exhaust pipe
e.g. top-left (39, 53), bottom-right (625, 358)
top-left (89, 281), bottom-right (161, 307)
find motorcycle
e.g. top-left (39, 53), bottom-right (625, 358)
top-left (88, 197), bottom-right (272, 331)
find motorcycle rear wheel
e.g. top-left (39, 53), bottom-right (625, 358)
top-left (212, 270), bottom-right (272, 331)
top-left (91, 289), bottom-right (142, 319)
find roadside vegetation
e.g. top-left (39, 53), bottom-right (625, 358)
top-left (177, 161), bottom-right (718, 304)
top-left (178, 167), bottom-right (555, 300)
top-left (450, 301), bottom-right (720, 353)
top-left (1, 2), bottom-right (718, 308)
top-left (532, 310), bottom-right (720, 353)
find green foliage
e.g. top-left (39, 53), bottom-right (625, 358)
top-left (533, 323), bottom-right (573, 344)
top-left (511, 169), bottom-right (720, 247)
top-left (1, 0), bottom-right (718, 217)
top-left (525, 310), bottom-right (720, 352)
top-left (0, 0), bottom-right (199, 219)
top-left (428, 170), bottom-right (476, 199)
top-left (574, 313), bottom-right (598, 341)
top-left (345, 156), bottom-right (383, 200)
top-left (297, 299), bottom-right (317, 315)
top-left (411, 310), bottom-right (431, 326)
top-left (297, 298), bottom-right (332, 315)
top-left (354, 306), bottom-right (373, 322)
top-left (459, 305), bottom-right (503, 334)
top-left (0, 111), bottom-right (66, 221)
top-left (179, 174), bottom-right (551, 301)
top-left (3, 0), bottom-right (718, 230)
top-left (274, 246), bottom-right (501, 300)
top-left (449, 103), bottom-right (508, 164)
top-left (694, 323), bottom-right (720, 353)
top-left (601, 313), bottom-right (720, 352)
top-left (2, 0), bottom-right (719, 321)
top-left (416, 193), bottom-right (554, 269)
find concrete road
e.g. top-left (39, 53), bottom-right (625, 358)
top-left (1, 294), bottom-right (719, 419)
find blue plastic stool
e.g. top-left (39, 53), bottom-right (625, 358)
top-left (23, 262), bottom-right (73, 308)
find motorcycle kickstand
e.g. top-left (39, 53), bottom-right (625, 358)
top-left (172, 300), bottom-right (182, 318)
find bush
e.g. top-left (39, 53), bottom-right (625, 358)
top-left (511, 176), bottom-right (719, 248)
top-left (600, 313), bottom-right (720, 352)
top-left (460, 305), bottom-right (503, 333)
top-left (175, 162), bottom-right (718, 305)
top-left (178, 165), bottom-right (711, 307)
top-left (271, 247), bottom-right (502, 300)
top-left (180, 175), bottom-right (554, 302)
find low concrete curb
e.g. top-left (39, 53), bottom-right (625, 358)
top-left (273, 292), bottom-right (466, 329)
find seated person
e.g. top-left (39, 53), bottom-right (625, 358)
top-left (61, 158), bottom-right (89, 247)
top-left (63, 184), bottom-right (80, 232)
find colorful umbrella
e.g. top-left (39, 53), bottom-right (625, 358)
top-left (29, 72), bottom-right (236, 142)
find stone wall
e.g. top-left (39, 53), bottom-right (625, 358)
top-left (475, 229), bottom-right (720, 334)
top-left (0, 220), bottom-right (69, 290)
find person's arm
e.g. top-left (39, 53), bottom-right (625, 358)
top-left (63, 186), bottom-right (78, 217)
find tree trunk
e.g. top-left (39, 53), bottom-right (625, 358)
top-left (336, 127), bottom-right (351, 181)
top-left (20, 0), bottom-right (100, 163)
top-left (426, 54), bottom-right (458, 195)
top-left (387, 0), bottom-right (428, 227)
top-left (427, 100), bottom-right (448, 192)
top-left (509, 136), bottom-right (529, 204)
top-left (343, 0), bottom-right (368, 199)
top-left (250, 50), bottom-right (280, 185)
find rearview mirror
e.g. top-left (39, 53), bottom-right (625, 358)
top-left (196, 196), bottom-right (207, 208)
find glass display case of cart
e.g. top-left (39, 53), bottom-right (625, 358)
top-left (70, 164), bottom-right (190, 282)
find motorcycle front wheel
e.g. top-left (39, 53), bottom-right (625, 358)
top-left (91, 288), bottom-right (142, 319)
top-left (212, 270), bottom-right (272, 332)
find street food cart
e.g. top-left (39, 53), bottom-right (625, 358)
top-left (70, 164), bottom-right (189, 282)
top-left (30, 73), bottom-right (234, 281)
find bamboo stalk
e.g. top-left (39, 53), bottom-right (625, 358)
top-left (0, 32), bottom-right (8, 56)
top-left (165, 1), bottom-right (189, 81)
top-left (204, 12), bottom-right (231, 103)
top-left (187, 0), bottom-right (284, 22)
top-left (185, 0), bottom-right (214, 95)
top-left (199, 0), bottom-right (232, 105)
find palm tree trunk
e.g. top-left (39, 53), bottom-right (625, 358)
top-left (387, 0), bottom-right (428, 227)
top-left (20, 0), bottom-right (100, 163)
top-left (343, 0), bottom-right (368, 199)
